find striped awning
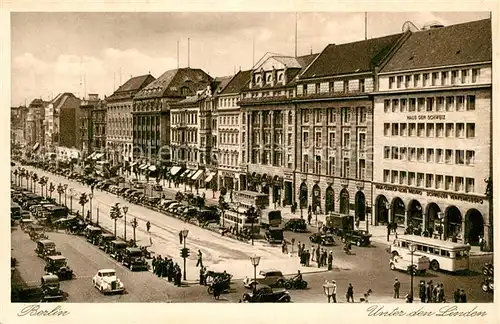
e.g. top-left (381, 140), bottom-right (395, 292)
top-left (205, 172), bottom-right (216, 183)
top-left (140, 164), bottom-right (149, 170)
top-left (180, 169), bottom-right (191, 177)
top-left (170, 166), bottom-right (182, 176)
top-left (191, 169), bottom-right (204, 181)
top-left (33, 143), bottom-right (40, 151)
top-left (88, 152), bottom-right (97, 159)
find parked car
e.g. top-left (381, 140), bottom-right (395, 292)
top-left (167, 203), bottom-right (182, 213)
top-left (243, 269), bottom-right (285, 289)
top-left (482, 276), bottom-right (494, 292)
top-left (283, 218), bottom-right (307, 232)
top-left (309, 233), bottom-right (336, 246)
top-left (44, 255), bottom-right (74, 280)
top-left (342, 229), bottom-right (372, 247)
top-left (92, 269), bottom-right (124, 294)
top-left (35, 239), bottom-right (60, 259)
top-left (40, 274), bottom-right (64, 301)
top-left (122, 247), bottom-right (148, 271)
top-left (97, 233), bottom-right (115, 250)
top-left (389, 254), bottom-right (430, 275)
top-left (242, 284), bottom-right (291, 303)
top-left (84, 225), bottom-right (102, 245)
top-left (106, 240), bottom-right (128, 262)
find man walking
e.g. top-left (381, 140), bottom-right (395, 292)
top-left (331, 280), bottom-right (337, 303)
top-left (393, 278), bottom-right (400, 299)
top-left (146, 221), bottom-right (151, 233)
top-left (346, 283), bottom-right (354, 303)
top-left (196, 249), bottom-right (203, 267)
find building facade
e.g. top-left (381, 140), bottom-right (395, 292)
top-left (294, 33), bottom-right (406, 221)
top-left (44, 92), bottom-right (81, 153)
top-left (11, 105), bottom-right (29, 146)
top-left (26, 98), bottom-right (47, 150)
top-left (132, 68), bottom-right (213, 168)
top-left (373, 19), bottom-right (492, 247)
top-left (216, 71), bottom-right (250, 191)
top-left (92, 99), bottom-right (107, 153)
top-left (240, 53), bottom-right (318, 206)
top-left (106, 74), bottom-right (155, 166)
top-left (79, 94), bottom-right (100, 156)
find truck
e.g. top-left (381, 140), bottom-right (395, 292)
top-left (261, 209), bottom-right (282, 229)
top-left (325, 213), bottom-right (354, 236)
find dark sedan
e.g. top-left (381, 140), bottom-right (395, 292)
top-left (309, 233), bottom-right (336, 246)
top-left (342, 230), bottom-right (372, 247)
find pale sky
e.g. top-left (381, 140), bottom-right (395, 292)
top-left (11, 11), bottom-right (489, 106)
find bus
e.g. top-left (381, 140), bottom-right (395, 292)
top-left (390, 235), bottom-right (470, 273)
top-left (220, 206), bottom-right (260, 234)
top-left (234, 190), bottom-right (269, 209)
top-left (11, 201), bottom-right (21, 220)
top-left (260, 209), bottom-right (282, 229)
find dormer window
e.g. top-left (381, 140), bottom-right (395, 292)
top-left (267, 74), bottom-right (272, 83)
top-left (256, 76), bottom-right (261, 84)
top-left (181, 87), bottom-right (190, 96)
top-left (278, 73), bottom-right (283, 82)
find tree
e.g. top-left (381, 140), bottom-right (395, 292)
top-left (39, 177), bottom-right (47, 197)
top-left (48, 182), bottom-right (55, 198)
top-left (79, 193), bottom-right (89, 219)
top-left (244, 205), bottom-right (260, 246)
top-left (57, 184), bottom-right (65, 204)
top-left (110, 203), bottom-right (123, 237)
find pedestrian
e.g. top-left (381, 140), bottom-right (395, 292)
top-left (437, 283), bottom-right (445, 302)
top-left (282, 241), bottom-right (286, 254)
top-left (146, 221), bottom-right (151, 232)
top-left (179, 231), bottom-right (183, 244)
top-left (316, 246), bottom-right (321, 267)
top-left (311, 246), bottom-right (316, 262)
top-left (328, 251), bottom-right (333, 271)
top-left (196, 249), bottom-right (203, 267)
top-left (419, 280), bottom-right (426, 302)
top-left (152, 256), bottom-right (157, 273)
top-left (426, 281), bottom-right (433, 303)
top-left (305, 250), bottom-right (310, 266)
top-left (458, 289), bottom-right (467, 303)
top-left (331, 280), bottom-right (337, 303)
top-left (432, 283), bottom-right (438, 302)
top-left (453, 289), bottom-right (461, 303)
top-left (307, 213), bottom-right (312, 225)
top-left (346, 283), bottom-right (354, 303)
top-left (393, 278), bottom-right (400, 299)
top-left (199, 266), bottom-right (205, 285)
top-left (297, 241), bottom-right (302, 255)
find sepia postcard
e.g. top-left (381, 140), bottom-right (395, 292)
top-left (1, 1), bottom-right (498, 324)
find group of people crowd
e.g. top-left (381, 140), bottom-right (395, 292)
top-left (151, 255), bottom-right (183, 287)
top-left (417, 280), bottom-right (467, 303)
top-left (284, 241), bottom-right (335, 270)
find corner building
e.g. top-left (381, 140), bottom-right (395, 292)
top-left (294, 33), bottom-right (406, 220)
top-left (373, 19), bottom-right (492, 247)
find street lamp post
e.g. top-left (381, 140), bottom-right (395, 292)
top-left (409, 243), bottom-right (416, 303)
top-left (182, 229), bottom-right (189, 280)
top-left (64, 184), bottom-right (68, 207)
top-left (250, 255), bottom-right (261, 292)
top-left (323, 280), bottom-right (335, 303)
top-left (69, 188), bottom-right (74, 212)
top-left (89, 192), bottom-right (94, 224)
top-left (123, 206), bottom-right (129, 242)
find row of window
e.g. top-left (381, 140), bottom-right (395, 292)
top-left (250, 149), bottom-right (286, 167)
top-left (220, 132), bottom-right (240, 145)
top-left (388, 68), bottom-right (481, 90)
top-left (253, 71), bottom-right (285, 86)
top-left (383, 95), bottom-right (476, 113)
top-left (219, 151), bottom-right (239, 167)
top-left (172, 130), bottom-right (198, 144)
top-left (219, 115), bottom-right (239, 126)
top-left (383, 146), bottom-right (475, 165)
top-left (250, 131), bottom-right (284, 147)
top-left (250, 111), bottom-right (286, 126)
top-left (302, 79), bottom-right (366, 96)
top-left (301, 156), bottom-right (367, 179)
top-left (382, 169), bottom-right (475, 193)
top-left (302, 130), bottom-right (367, 150)
top-left (301, 107), bottom-right (367, 125)
top-left (219, 97), bottom-right (239, 108)
top-left (384, 122), bottom-right (475, 139)
top-left (172, 112), bottom-right (198, 125)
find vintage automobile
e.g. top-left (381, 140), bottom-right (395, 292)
top-left (242, 284), bottom-right (291, 303)
top-left (283, 218), bottom-right (308, 232)
top-left (40, 274), bottom-right (64, 302)
top-left (243, 269), bottom-right (285, 289)
top-left (482, 276), bottom-right (494, 293)
top-left (29, 225), bottom-right (47, 240)
top-left (98, 233), bottom-right (116, 250)
top-left (106, 240), bottom-right (129, 262)
top-left (342, 229), bottom-right (372, 247)
top-left (483, 263), bottom-right (494, 276)
top-left (309, 233), bottom-right (336, 246)
top-left (44, 255), bottom-right (74, 280)
top-left (92, 269), bottom-right (125, 294)
top-left (122, 247), bottom-right (149, 271)
top-left (264, 227), bottom-right (284, 244)
top-left (35, 239), bottom-right (60, 259)
top-left (389, 254), bottom-right (430, 275)
top-left (85, 225), bottom-right (102, 245)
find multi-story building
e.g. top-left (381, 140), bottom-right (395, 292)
top-left (170, 78), bottom-right (229, 187)
top-left (294, 33), bottom-right (406, 220)
top-left (26, 98), bottom-right (48, 151)
top-left (373, 19), bottom-right (492, 247)
top-left (92, 99), bottom-right (107, 153)
top-left (44, 92), bottom-right (81, 153)
top-left (132, 68), bottom-right (213, 169)
top-left (106, 74), bottom-right (155, 167)
top-left (79, 94), bottom-right (100, 157)
top-left (216, 71), bottom-right (250, 191)
top-left (240, 53), bottom-right (318, 206)
top-left (11, 105), bottom-right (29, 146)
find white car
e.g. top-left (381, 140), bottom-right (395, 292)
top-left (389, 255), bottom-right (430, 275)
top-left (92, 269), bottom-right (124, 294)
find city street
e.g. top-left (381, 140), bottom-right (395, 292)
top-left (12, 165), bottom-right (494, 303)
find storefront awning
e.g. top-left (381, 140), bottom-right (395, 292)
top-left (33, 143), bottom-right (40, 151)
top-left (130, 162), bottom-right (138, 167)
top-left (170, 166), bottom-right (182, 176)
top-left (205, 172), bottom-right (215, 183)
top-left (191, 169), bottom-right (204, 181)
top-left (88, 152), bottom-right (97, 159)
top-left (180, 169), bottom-right (191, 178)
top-left (94, 153), bottom-right (105, 160)
top-left (139, 164), bottom-right (148, 170)
top-left (149, 165), bottom-right (157, 171)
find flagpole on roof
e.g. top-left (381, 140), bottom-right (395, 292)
top-left (365, 12), bottom-right (368, 40)
top-left (295, 12), bottom-right (298, 57)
